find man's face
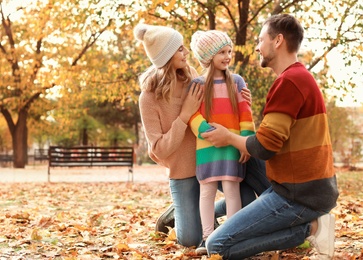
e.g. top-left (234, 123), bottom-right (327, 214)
top-left (255, 24), bottom-right (275, 68)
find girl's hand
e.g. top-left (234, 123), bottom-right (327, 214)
top-left (180, 82), bottom-right (203, 123)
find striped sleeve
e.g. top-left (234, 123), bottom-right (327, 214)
top-left (234, 75), bottom-right (255, 136)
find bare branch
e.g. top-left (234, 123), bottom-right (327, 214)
top-left (217, 1), bottom-right (238, 32)
top-left (272, 0), bottom-right (306, 15)
top-left (308, 0), bottom-right (360, 71)
top-left (0, 105), bottom-right (15, 133)
top-left (71, 19), bottom-right (113, 67)
top-left (29, 38), bottom-right (43, 86)
top-left (0, 5), bottom-right (21, 82)
top-left (23, 91), bottom-right (44, 111)
top-left (248, 0), bottom-right (273, 24)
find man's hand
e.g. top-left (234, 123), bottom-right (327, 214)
top-left (201, 123), bottom-right (232, 147)
top-left (201, 123), bottom-right (250, 155)
top-left (239, 152), bottom-right (250, 163)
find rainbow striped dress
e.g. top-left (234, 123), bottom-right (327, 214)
top-left (189, 74), bottom-right (255, 184)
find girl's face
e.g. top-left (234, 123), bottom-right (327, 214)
top-left (212, 45), bottom-right (232, 72)
top-left (171, 45), bottom-right (189, 70)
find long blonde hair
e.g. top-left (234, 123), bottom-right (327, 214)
top-left (203, 62), bottom-right (238, 120)
top-left (139, 59), bottom-right (193, 101)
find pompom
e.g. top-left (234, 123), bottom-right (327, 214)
top-left (132, 23), bottom-right (183, 68)
top-left (134, 24), bottom-right (148, 41)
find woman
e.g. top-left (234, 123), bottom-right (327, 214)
top-left (135, 23), bottom-right (204, 246)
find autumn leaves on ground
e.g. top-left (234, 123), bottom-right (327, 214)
top-left (0, 169), bottom-right (362, 260)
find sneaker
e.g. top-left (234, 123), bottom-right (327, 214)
top-left (195, 240), bottom-right (207, 255)
top-left (155, 204), bottom-right (175, 234)
top-left (214, 218), bottom-right (220, 229)
top-left (306, 214), bottom-right (335, 259)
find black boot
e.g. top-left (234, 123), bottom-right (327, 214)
top-left (155, 204), bottom-right (175, 233)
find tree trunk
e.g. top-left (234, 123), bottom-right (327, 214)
top-left (12, 109), bottom-right (28, 168)
top-left (235, 0), bottom-right (250, 68)
top-left (82, 128), bottom-right (88, 146)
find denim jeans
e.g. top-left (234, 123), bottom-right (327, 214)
top-left (215, 157), bottom-right (271, 218)
top-left (170, 157), bottom-right (271, 247)
top-left (170, 176), bottom-right (202, 247)
top-left (206, 186), bottom-right (326, 259)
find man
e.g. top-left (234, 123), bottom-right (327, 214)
top-left (202, 14), bottom-right (339, 259)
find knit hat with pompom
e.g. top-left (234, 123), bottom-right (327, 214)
top-left (134, 24), bottom-right (183, 68)
top-left (190, 30), bottom-right (232, 68)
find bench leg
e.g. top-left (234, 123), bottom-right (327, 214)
top-left (128, 167), bottom-right (133, 182)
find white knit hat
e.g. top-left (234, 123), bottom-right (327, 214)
top-left (190, 30), bottom-right (232, 68)
top-left (134, 24), bottom-right (183, 68)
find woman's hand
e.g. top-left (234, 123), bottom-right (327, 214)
top-left (241, 87), bottom-right (252, 106)
top-left (180, 82), bottom-right (203, 123)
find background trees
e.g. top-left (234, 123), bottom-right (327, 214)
top-left (0, 0), bottom-right (130, 167)
top-left (0, 0), bottom-right (362, 168)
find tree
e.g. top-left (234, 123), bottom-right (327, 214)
top-left (0, 0), bottom-right (123, 167)
top-left (2, 0), bottom-right (362, 167)
top-left (326, 100), bottom-right (354, 162)
top-left (130, 0), bottom-right (363, 121)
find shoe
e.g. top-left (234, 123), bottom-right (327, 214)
top-left (195, 240), bottom-right (207, 255)
top-left (306, 214), bottom-right (335, 259)
top-left (155, 204), bottom-right (175, 234)
top-left (214, 218), bottom-right (220, 229)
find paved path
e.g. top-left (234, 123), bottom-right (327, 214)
top-left (0, 164), bottom-right (168, 183)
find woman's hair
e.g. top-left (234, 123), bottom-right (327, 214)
top-left (139, 59), bottom-right (193, 101)
top-left (264, 14), bottom-right (304, 53)
top-left (203, 62), bottom-right (238, 121)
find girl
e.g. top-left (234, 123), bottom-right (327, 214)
top-left (189, 30), bottom-right (255, 254)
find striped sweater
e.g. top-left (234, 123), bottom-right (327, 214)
top-left (246, 62), bottom-right (339, 211)
top-left (189, 74), bottom-right (255, 184)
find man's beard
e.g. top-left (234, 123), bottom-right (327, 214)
top-left (260, 56), bottom-right (271, 68)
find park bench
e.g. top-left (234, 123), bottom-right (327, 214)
top-left (48, 146), bottom-right (134, 182)
top-left (0, 154), bottom-right (13, 166)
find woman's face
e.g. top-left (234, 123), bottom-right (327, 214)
top-left (171, 45), bottom-right (189, 70)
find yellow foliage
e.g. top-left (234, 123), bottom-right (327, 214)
top-left (164, 0), bottom-right (176, 12)
top-left (116, 242), bottom-right (130, 251)
top-left (167, 228), bottom-right (177, 241)
top-left (31, 229), bottom-right (42, 241)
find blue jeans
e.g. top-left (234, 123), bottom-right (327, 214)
top-left (215, 157), bottom-right (270, 218)
top-left (206, 187), bottom-right (327, 259)
top-left (170, 176), bottom-right (202, 247)
top-left (170, 157), bottom-right (270, 247)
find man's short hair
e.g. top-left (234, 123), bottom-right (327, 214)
top-left (264, 14), bottom-right (304, 53)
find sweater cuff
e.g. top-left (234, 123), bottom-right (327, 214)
top-left (175, 116), bottom-right (189, 131)
top-left (246, 135), bottom-right (276, 160)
